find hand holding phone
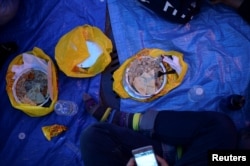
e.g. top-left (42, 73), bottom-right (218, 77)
top-left (131, 145), bottom-right (159, 166)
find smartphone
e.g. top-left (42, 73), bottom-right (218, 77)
top-left (132, 145), bottom-right (158, 166)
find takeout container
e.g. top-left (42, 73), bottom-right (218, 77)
top-left (113, 48), bottom-right (188, 102)
top-left (123, 56), bottom-right (167, 100)
top-left (12, 68), bottom-right (50, 106)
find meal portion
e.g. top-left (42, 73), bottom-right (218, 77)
top-left (14, 69), bottom-right (49, 106)
top-left (126, 56), bottom-right (165, 96)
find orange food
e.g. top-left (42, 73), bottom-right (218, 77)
top-left (42, 124), bottom-right (67, 141)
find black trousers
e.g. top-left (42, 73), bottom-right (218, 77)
top-left (80, 111), bottom-right (238, 166)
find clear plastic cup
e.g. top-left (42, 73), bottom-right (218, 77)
top-left (188, 85), bottom-right (205, 102)
top-left (54, 100), bottom-right (78, 116)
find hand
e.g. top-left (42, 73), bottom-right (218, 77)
top-left (155, 155), bottom-right (169, 166)
top-left (126, 155), bottom-right (169, 166)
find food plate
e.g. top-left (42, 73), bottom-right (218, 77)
top-left (12, 68), bottom-right (50, 106)
top-left (123, 56), bottom-right (167, 100)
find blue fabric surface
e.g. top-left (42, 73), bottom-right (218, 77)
top-left (0, 0), bottom-right (106, 165)
top-left (107, 0), bottom-right (250, 128)
top-left (0, 0), bottom-right (250, 165)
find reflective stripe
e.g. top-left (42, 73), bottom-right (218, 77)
top-left (132, 113), bottom-right (141, 131)
top-left (100, 107), bottom-right (112, 122)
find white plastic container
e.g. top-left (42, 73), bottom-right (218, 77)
top-left (54, 100), bottom-right (78, 116)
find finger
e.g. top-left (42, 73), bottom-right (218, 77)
top-left (156, 155), bottom-right (169, 166)
top-left (126, 158), bottom-right (135, 166)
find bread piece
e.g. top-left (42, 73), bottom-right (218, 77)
top-left (133, 76), bottom-right (147, 95)
top-left (132, 69), bottom-right (156, 95)
top-left (145, 69), bottom-right (156, 95)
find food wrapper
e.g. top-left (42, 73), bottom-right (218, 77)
top-left (42, 124), bottom-right (67, 141)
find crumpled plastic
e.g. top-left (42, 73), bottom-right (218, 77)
top-left (113, 48), bottom-right (188, 102)
top-left (55, 24), bottom-right (113, 78)
top-left (11, 53), bottom-right (48, 79)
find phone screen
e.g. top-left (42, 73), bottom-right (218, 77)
top-left (132, 146), bottom-right (158, 166)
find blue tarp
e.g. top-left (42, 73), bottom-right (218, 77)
top-left (0, 0), bottom-right (250, 165)
top-left (0, 0), bottom-right (106, 165)
top-left (108, 0), bottom-right (250, 128)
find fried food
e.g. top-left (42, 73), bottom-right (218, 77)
top-left (127, 56), bottom-right (164, 96)
top-left (42, 124), bottom-right (67, 141)
top-left (133, 69), bottom-right (156, 95)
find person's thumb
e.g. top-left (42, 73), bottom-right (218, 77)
top-left (126, 158), bottom-right (135, 166)
top-left (156, 155), bottom-right (169, 166)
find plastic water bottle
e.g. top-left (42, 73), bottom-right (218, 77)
top-left (188, 85), bottom-right (205, 102)
top-left (219, 94), bottom-right (245, 111)
top-left (54, 100), bottom-right (78, 116)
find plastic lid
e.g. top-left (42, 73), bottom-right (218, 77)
top-left (18, 132), bottom-right (26, 140)
top-left (195, 87), bottom-right (204, 95)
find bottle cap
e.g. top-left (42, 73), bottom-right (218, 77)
top-left (195, 87), bottom-right (204, 95)
top-left (188, 85), bottom-right (205, 102)
top-left (18, 132), bottom-right (26, 140)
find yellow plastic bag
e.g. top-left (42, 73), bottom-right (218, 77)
top-left (55, 24), bottom-right (113, 78)
top-left (6, 47), bottom-right (58, 117)
top-left (113, 48), bottom-right (188, 102)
